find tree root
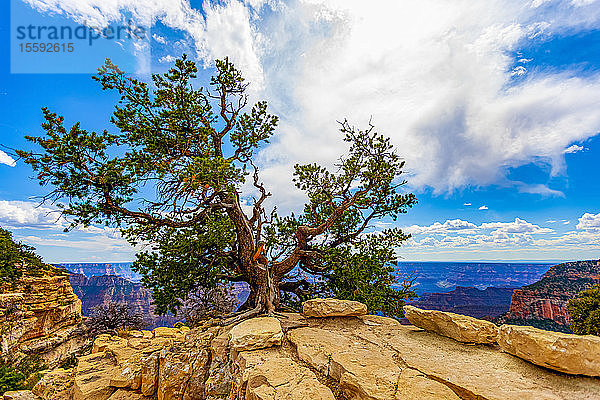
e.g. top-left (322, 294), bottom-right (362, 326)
top-left (219, 304), bottom-right (263, 326)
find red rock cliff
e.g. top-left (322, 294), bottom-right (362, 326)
top-left (507, 260), bottom-right (600, 326)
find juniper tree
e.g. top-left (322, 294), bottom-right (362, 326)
top-left (18, 56), bottom-right (417, 324)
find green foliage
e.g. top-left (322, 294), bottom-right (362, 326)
top-left (0, 355), bottom-right (46, 395)
top-left (568, 285), bottom-right (600, 336)
top-left (0, 365), bottom-right (26, 395)
top-left (320, 232), bottom-right (417, 317)
top-left (19, 54), bottom-right (416, 319)
top-left (58, 355), bottom-right (78, 370)
top-left (0, 227), bottom-right (45, 284)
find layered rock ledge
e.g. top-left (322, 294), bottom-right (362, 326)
top-left (0, 268), bottom-right (87, 367)
top-left (22, 301), bottom-right (600, 400)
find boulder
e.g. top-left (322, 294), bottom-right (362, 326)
top-left (404, 305), bottom-right (498, 344)
top-left (498, 324), bottom-right (600, 377)
top-left (152, 327), bottom-right (182, 339)
top-left (3, 391), bottom-right (41, 400)
top-left (32, 368), bottom-right (73, 400)
top-left (228, 317), bottom-right (283, 351)
top-left (72, 352), bottom-right (119, 400)
top-left (302, 298), bottom-right (367, 317)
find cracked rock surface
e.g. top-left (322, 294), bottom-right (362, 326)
top-left (28, 308), bottom-right (600, 400)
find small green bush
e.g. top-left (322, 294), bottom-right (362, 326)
top-left (0, 228), bottom-right (45, 284)
top-left (0, 365), bottom-right (26, 394)
top-left (568, 285), bottom-right (600, 336)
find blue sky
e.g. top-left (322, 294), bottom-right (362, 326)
top-left (1, 0), bottom-right (600, 263)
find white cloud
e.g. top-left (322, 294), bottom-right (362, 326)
top-left (576, 212), bottom-right (600, 231)
top-left (480, 217), bottom-right (554, 234)
top-left (479, 206), bottom-right (489, 210)
top-left (158, 55), bottom-right (177, 63)
top-left (564, 144), bottom-right (584, 153)
top-left (0, 150), bottom-right (16, 167)
top-left (404, 213), bottom-right (600, 255)
top-left (511, 66), bottom-right (527, 76)
top-left (23, 0), bottom-right (265, 88)
top-left (20, 0), bottom-right (600, 206)
top-left (0, 200), bottom-right (64, 229)
top-left (407, 219), bottom-right (478, 235)
top-left (463, 203), bottom-right (472, 206)
top-left (152, 33), bottom-right (167, 44)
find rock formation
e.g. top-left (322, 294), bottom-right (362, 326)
top-left (506, 259), bottom-right (600, 327)
top-left (13, 300), bottom-right (599, 400)
top-left (0, 267), bottom-right (87, 367)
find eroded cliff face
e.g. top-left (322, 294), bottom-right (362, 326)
top-left (506, 260), bottom-right (600, 326)
top-left (0, 268), bottom-right (87, 367)
top-left (69, 274), bottom-right (178, 329)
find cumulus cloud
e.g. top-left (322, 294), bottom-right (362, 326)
top-left (576, 212), bottom-right (600, 231)
top-left (22, 0), bottom-right (600, 201)
top-left (479, 206), bottom-right (489, 210)
top-left (407, 219), bottom-right (478, 235)
top-left (0, 200), bottom-right (64, 229)
top-left (23, 0), bottom-right (265, 88)
top-left (0, 150), bottom-right (16, 167)
top-left (158, 55), bottom-right (177, 63)
top-left (405, 213), bottom-right (600, 253)
top-left (480, 217), bottom-right (554, 234)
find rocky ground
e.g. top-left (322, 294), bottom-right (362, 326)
top-left (4, 299), bottom-right (600, 400)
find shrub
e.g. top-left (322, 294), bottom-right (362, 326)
top-left (568, 285), bottom-right (600, 336)
top-left (178, 285), bottom-right (237, 326)
top-left (86, 302), bottom-right (148, 336)
top-left (0, 365), bottom-right (25, 394)
top-left (0, 227), bottom-right (45, 284)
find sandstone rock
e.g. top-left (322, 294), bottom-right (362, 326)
top-left (404, 305), bottom-right (498, 344)
top-left (498, 324), bottom-right (600, 377)
top-left (302, 298), bottom-right (367, 317)
top-left (228, 317), bottom-right (283, 351)
top-left (93, 335), bottom-right (128, 354)
top-left (288, 326), bottom-right (458, 400)
top-left (156, 329), bottom-right (214, 400)
top-left (314, 316), bottom-right (600, 400)
top-left (32, 367), bottom-right (73, 400)
top-left (72, 352), bottom-right (119, 400)
top-left (108, 389), bottom-right (150, 399)
top-left (235, 348), bottom-right (336, 400)
top-left (0, 269), bottom-right (87, 367)
top-left (141, 352), bottom-right (159, 396)
top-left (204, 330), bottom-right (234, 397)
top-left (3, 391), bottom-right (41, 400)
top-left (153, 327), bottom-right (182, 339)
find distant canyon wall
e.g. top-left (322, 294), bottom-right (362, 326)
top-left (506, 260), bottom-right (600, 326)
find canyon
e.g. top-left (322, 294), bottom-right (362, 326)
top-left (505, 259), bottom-right (600, 327)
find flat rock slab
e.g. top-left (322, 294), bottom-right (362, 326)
top-left (498, 324), bottom-right (600, 377)
top-left (3, 391), bottom-right (41, 400)
top-left (308, 316), bottom-right (600, 400)
top-left (404, 305), bottom-right (498, 344)
top-left (303, 298), bottom-right (367, 317)
top-left (288, 326), bottom-right (459, 400)
top-left (229, 316), bottom-right (283, 351)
